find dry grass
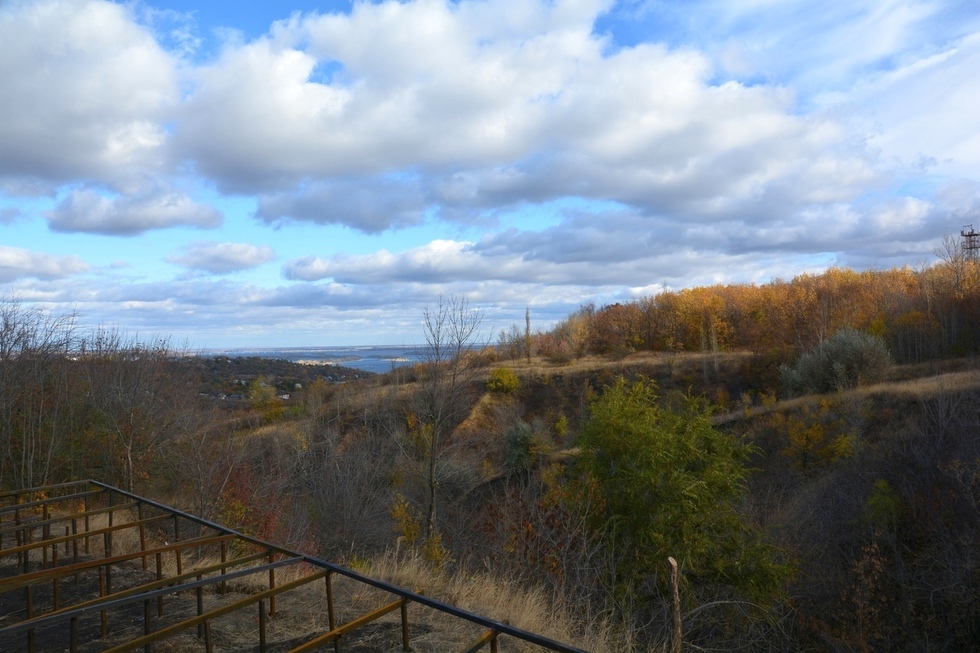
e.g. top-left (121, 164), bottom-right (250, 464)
top-left (364, 550), bottom-right (637, 652)
top-left (496, 350), bottom-right (716, 379)
top-left (21, 506), bottom-right (623, 652)
top-left (852, 368), bottom-right (980, 398)
top-left (713, 367), bottom-right (980, 425)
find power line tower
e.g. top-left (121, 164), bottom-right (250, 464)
top-left (962, 224), bottom-right (979, 261)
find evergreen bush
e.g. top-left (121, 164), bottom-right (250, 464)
top-left (781, 327), bottom-right (893, 396)
top-left (504, 420), bottom-right (534, 474)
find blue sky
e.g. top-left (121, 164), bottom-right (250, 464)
top-left (2, 0), bottom-right (979, 348)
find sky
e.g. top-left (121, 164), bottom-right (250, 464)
top-left (1, 0), bottom-right (979, 348)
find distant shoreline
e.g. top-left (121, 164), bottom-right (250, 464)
top-left (197, 345), bottom-right (425, 374)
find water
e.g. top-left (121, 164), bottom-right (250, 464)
top-left (200, 345), bottom-right (428, 374)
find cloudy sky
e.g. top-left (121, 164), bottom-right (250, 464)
top-left (2, 0), bottom-right (978, 348)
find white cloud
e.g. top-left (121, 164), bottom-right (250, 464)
top-left (280, 231), bottom-right (754, 289)
top-left (47, 189), bottom-right (222, 235)
top-left (168, 242), bottom-right (276, 274)
top-left (859, 31), bottom-right (980, 177)
top-left (0, 0), bottom-right (177, 192)
top-left (0, 246), bottom-right (88, 282)
top-left (1, 0), bottom-right (977, 346)
top-left (680, 0), bottom-right (948, 92)
top-left (255, 178), bottom-right (427, 233)
top-left (284, 240), bottom-right (516, 284)
top-left (174, 0), bottom-right (877, 231)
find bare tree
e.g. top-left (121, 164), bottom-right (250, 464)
top-left (81, 329), bottom-right (195, 493)
top-left (932, 233), bottom-right (980, 353)
top-left (162, 402), bottom-right (230, 523)
top-left (496, 307), bottom-right (533, 362)
top-left (407, 296), bottom-right (487, 545)
top-left (0, 299), bottom-right (78, 490)
top-left (301, 380), bottom-right (400, 557)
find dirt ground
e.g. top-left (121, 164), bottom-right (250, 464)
top-left (0, 554), bottom-right (449, 653)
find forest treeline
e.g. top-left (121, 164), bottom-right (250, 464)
top-left (1, 244), bottom-right (978, 651)
top-left (502, 237), bottom-right (980, 368)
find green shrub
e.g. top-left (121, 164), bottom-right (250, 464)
top-left (577, 376), bottom-right (789, 602)
top-left (504, 420), bottom-right (534, 474)
top-left (487, 367), bottom-right (520, 393)
top-left (781, 327), bottom-right (893, 396)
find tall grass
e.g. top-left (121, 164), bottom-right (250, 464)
top-left (366, 549), bottom-right (642, 652)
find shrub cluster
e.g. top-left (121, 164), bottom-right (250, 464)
top-left (781, 327), bottom-right (893, 396)
top-left (486, 367), bottom-right (520, 393)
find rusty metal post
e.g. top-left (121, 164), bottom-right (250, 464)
top-left (71, 519), bottom-right (80, 585)
top-left (204, 620), bottom-right (214, 653)
top-left (138, 502), bottom-right (147, 570)
top-left (105, 490), bottom-right (114, 557)
top-left (70, 615), bottom-right (78, 653)
top-left (143, 598), bottom-right (152, 653)
top-left (23, 528), bottom-right (34, 608)
top-left (325, 572), bottom-right (338, 653)
top-left (400, 598), bottom-right (411, 651)
top-left (52, 539), bottom-right (60, 609)
top-left (155, 552), bottom-right (164, 617)
top-left (258, 599), bottom-right (267, 653)
top-left (268, 551), bottom-right (277, 616)
top-left (24, 528), bottom-right (34, 653)
top-left (197, 575), bottom-right (205, 639)
top-left (41, 501), bottom-right (49, 568)
top-left (173, 516), bottom-right (182, 576)
top-left (99, 566), bottom-right (108, 638)
top-left (220, 540), bottom-right (228, 594)
top-left (71, 518), bottom-right (79, 578)
top-left (83, 494), bottom-right (90, 555)
top-left (104, 532), bottom-right (113, 595)
top-left (669, 556), bottom-right (682, 653)
top-left (26, 563), bottom-right (35, 653)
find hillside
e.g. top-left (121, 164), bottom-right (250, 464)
top-left (184, 346), bottom-right (974, 651)
top-left (2, 257), bottom-right (978, 650)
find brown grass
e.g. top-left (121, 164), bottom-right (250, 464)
top-left (713, 367), bottom-right (980, 425)
top-left (364, 550), bottom-right (638, 652)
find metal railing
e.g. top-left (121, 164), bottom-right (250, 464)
top-left (0, 480), bottom-right (589, 653)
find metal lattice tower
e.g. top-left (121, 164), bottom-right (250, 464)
top-left (962, 224), bottom-right (979, 261)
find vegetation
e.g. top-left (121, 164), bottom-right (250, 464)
top-left (486, 367), bottom-right (520, 393)
top-left (577, 377), bottom-right (788, 604)
top-left (1, 243), bottom-right (978, 651)
top-left (780, 326), bottom-right (894, 395)
top-left (507, 247), bottom-right (980, 369)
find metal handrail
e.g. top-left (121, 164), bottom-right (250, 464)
top-left (1, 480), bottom-right (590, 653)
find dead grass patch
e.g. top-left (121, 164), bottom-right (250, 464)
top-left (364, 550), bottom-right (636, 652)
top-left (713, 368), bottom-right (980, 426)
